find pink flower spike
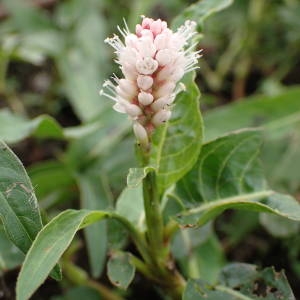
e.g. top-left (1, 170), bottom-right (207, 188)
top-left (101, 17), bottom-right (200, 145)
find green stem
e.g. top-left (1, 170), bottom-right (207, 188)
top-left (142, 171), bottom-right (165, 267)
top-left (62, 261), bottom-right (124, 300)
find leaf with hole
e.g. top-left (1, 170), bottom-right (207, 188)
top-left (183, 263), bottom-right (295, 300)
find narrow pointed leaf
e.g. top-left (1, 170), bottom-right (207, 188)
top-left (78, 174), bottom-right (110, 278)
top-left (173, 0), bottom-right (234, 30)
top-left (0, 141), bottom-right (43, 253)
top-left (0, 110), bottom-right (64, 143)
top-left (16, 209), bottom-right (109, 300)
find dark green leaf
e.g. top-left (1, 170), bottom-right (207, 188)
top-left (107, 251), bottom-right (136, 290)
top-left (183, 263), bottom-right (295, 300)
top-left (150, 72), bottom-right (203, 193)
top-left (0, 141), bottom-right (43, 254)
top-left (204, 87), bottom-right (300, 193)
top-left (0, 141), bottom-right (61, 280)
top-left (173, 130), bottom-right (300, 226)
top-left (28, 160), bottom-right (74, 206)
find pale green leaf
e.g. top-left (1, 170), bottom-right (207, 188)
top-left (150, 72), bottom-right (203, 193)
top-left (204, 87), bottom-right (300, 142)
top-left (0, 225), bottom-right (24, 271)
top-left (173, 0), bottom-right (234, 30)
top-left (259, 214), bottom-right (300, 238)
top-left (56, 7), bottom-right (109, 122)
top-left (107, 251), bottom-right (136, 290)
top-left (77, 174), bottom-right (111, 278)
top-left (116, 186), bottom-right (144, 231)
top-left (16, 209), bottom-right (109, 300)
top-left (0, 109), bottom-right (64, 144)
top-left (127, 166), bottom-right (155, 188)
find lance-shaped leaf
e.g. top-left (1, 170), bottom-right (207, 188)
top-left (0, 109), bottom-right (64, 144)
top-left (0, 141), bottom-right (44, 254)
top-left (77, 173), bottom-right (111, 278)
top-left (172, 0), bottom-right (234, 30)
top-left (173, 130), bottom-right (300, 226)
top-left (204, 87), bottom-right (300, 142)
top-left (16, 209), bottom-right (109, 300)
top-left (150, 72), bottom-right (203, 193)
top-left (0, 141), bottom-right (61, 279)
top-left (183, 263), bottom-right (295, 300)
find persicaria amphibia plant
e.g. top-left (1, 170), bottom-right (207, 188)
top-left (4, 11), bottom-right (299, 300)
top-left (100, 16), bottom-right (201, 147)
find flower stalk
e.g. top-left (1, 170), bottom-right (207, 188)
top-left (101, 16), bottom-right (200, 298)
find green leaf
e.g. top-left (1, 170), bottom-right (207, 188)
top-left (172, 226), bottom-right (225, 284)
top-left (107, 251), bottom-right (136, 290)
top-left (0, 224), bottom-right (24, 271)
top-left (183, 263), bottom-right (295, 300)
top-left (77, 174), bottom-right (111, 278)
top-left (259, 214), bottom-right (300, 238)
top-left (16, 209), bottom-right (109, 300)
top-left (2, 0), bottom-right (53, 32)
top-left (172, 0), bottom-right (234, 30)
top-left (204, 87), bottom-right (300, 193)
top-left (0, 109), bottom-right (64, 144)
top-left (150, 72), bottom-right (203, 193)
top-left (127, 166), bottom-right (155, 188)
top-left (56, 7), bottom-right (109, 122)
top-left (204, 87), bottom-right (300, 142)
top-left (116, 186), bottom-right (144, 231)
top-left (173, 130), bottom-right (300, 226)
top-left (0, 141), bottom-right (61, 280)
top-left (0, 141), bottom-right (43, 254)
top-left (28, 160), bottom-right (75, 208)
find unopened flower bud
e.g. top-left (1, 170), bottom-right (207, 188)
top-left (137, 75), bottom-right (153, 90)
top-left (154, 81), bottom-right (176, 98)
top-left (152, 109), bottom-right (172, 126)
top-left (151, 96), bottom-right (174, 111)
top-left (156, 49), bottom-right (173, 66)
top-left (133, 122), bottom-right (149, 147)
top-left (136, 57), bottom-right (158, 75)
top-left (138, 91), bottom-right (154, 106)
